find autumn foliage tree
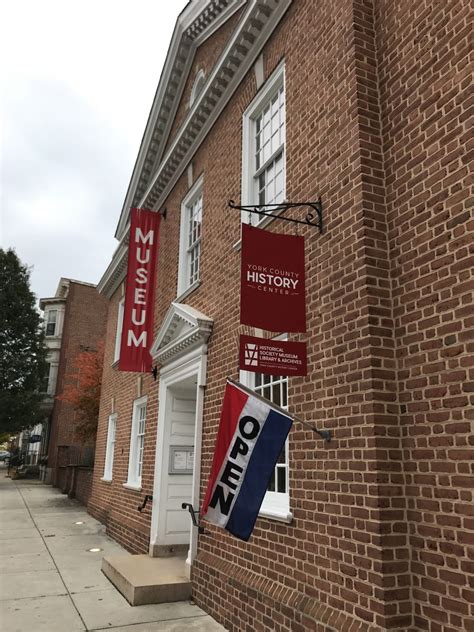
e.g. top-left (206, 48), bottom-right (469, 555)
top-left (57, 341), bottom-right (104, 442)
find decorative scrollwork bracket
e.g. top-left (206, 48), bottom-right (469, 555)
top-left (228, 198), bottom-right (323, 233)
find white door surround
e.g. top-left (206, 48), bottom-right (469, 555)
top-left (149, 303), bottom-right (212, 576)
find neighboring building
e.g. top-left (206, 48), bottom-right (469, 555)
top-left (37, 280), bottom-right (68, 476)
top-left (16, 284), bottom-right (68, 473)
top-left (17, 423), bottom-right (43, 466)
top-left (88, 1), bottom-right (472, 631)
top-left (40, 278), bottom-right (107, 500)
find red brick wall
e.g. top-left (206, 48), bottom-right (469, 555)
top-left (48, 282), bottom-right (107, 485)
top-left (89, 1), bottom-right (473, 630)
top-left (54, 466), bottom-right (94, 505)
top-left (56, 466), bottom-right (68, 493)
top-left (87, 286), bottom-right (157, 554)
top-left (74, 467), bottom-right (94, 506)
top-left (375, 1), bottom-right (473, 630)
top-left (87, 6), bottom-right (247, 558)
top-left (190, 1), bottom-right (404, 628)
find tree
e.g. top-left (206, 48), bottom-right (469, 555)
top-left (0, 249), bottom-right (48, 434)
top-left (56, 341), bottom-right (104, 442)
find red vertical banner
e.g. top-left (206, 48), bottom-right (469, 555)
top-left (240, 224), bottom-right (306, 332)
top-left (119, 208), bottom-right (161, 373)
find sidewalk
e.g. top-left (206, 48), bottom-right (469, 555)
top-left (0, 465), bottom-right (225, 632)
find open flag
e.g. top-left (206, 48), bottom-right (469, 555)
top-left (201, 379), bottom-right (292, 541)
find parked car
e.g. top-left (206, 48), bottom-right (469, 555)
top-left (0, 450), bottom-right (11, 462)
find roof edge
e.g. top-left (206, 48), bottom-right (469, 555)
top-left (114, 0), bottom-right (246, 241)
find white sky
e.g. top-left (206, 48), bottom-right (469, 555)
top-left (1, 0), bottom-right (188, 300)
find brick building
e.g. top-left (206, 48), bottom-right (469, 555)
top-left (88, 1), bottom-right (473, 630)
top-left (41, 278), bottom-right (107, 501)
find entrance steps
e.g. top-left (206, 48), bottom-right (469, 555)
top-left (102, 553), bottom-right (191, 606)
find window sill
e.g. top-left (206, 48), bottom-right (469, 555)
top-left (100, 477), bottom-right (113, 484)
top-left (259, 508), bottom-right (293, 524)
top-left (123, 482), bottom-right (142, 492)
top-left (176, 280), bottom-right (200, 303)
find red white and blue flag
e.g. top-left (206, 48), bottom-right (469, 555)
top-left (201, 380), bottom-right (292, 541)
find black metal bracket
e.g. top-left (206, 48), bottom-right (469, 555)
top-left (137, 494), bottom-right (153, 512)
top-left (229, 198), bottom-right (323, 233)
top-left (151, 366), bottom-right (158, 381)
top-left (226, 377), bottom-right (332, 444)
top-left (313, 428), bottom-right (331, 442)
top-left (182, 503), bottom-right (206, 534)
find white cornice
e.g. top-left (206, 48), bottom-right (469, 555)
top-left (138, 0), bottom-right (292, 212)
top-left (104, 0), bottom-right (292, 298)
top-left (96, 241), bottom-right (128, 298)
top-left (39, 297), bottom-right (67, 310)
top-left (151, 302), bottom-right (213, 366)
top-left (115, 0), bottom-right (246, 241)
top-left (191, 0), bottom-right (246, 46)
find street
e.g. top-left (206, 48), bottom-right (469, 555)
top-left (0, 466), bottom-right (225, 632)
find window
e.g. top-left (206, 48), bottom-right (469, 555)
top-left (125, 397), bottom-right (147, 489)
top-left (42, 363), bottom-right (51, 393)
top-left (178, 176), bottom-right (203, 296)
top-left (189, 69), bottom-right (205, 107)
top-left (45, 310), bottom-right (57, 336)
top-left (103, 414), bottom-right (117, 481)
top-left (242, 62), bottom-right (285, 226)
top-left (253, 373), bottom-right (289, 495)
top-left (240, 338), bottom-right (291, 522)
top-left (113, 298), bottom-right (125, 363)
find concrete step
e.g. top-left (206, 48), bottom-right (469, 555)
top-left (102, 553), bottom-right (191, 606)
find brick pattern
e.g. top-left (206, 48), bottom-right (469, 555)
top-left (55, 465), bottom-right (94, 505)
top-left (48, 282), bottom-right (107, 485)
top-left (56, 466), bottom-right (67, 493)
top-left (73, 467), bottom-right (94, 505)
top-left (88, 1), bottom-right (473, 630)
top-left (88, 287), bottom-right (157, 554)
top-left (374, 1), bottom-right (473, 630)
top-left (191, 0), bottom-right (407, 628)
top-left (194, 551), bottom-right (380, 632)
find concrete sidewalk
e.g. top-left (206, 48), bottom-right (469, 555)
top-left (0, 465), bottom-right (225, 632)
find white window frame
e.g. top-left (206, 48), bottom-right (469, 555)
top-left (47, 363), bottom-right (59, 396)
top-left (189, 69), bottom-right (206, 108)
top-left (177, 175), bottom-right (203, 298)
top-left (125, 396), bottom-right (147, 490)
top-left (241, 61), bottom-right (286, 227)
top-left (113, 298), bottom-right (125, 364)
top-left (102, 413), bottom-right (117, 482)
top-left (45, 310), bottom-right (58, 336)
top-left (42, 362), bottom-right (51, 394)
top-left (239, 334), bottom-right (292, 523)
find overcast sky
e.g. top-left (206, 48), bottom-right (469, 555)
top-left (1, 0), bottom-right (188, 301)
